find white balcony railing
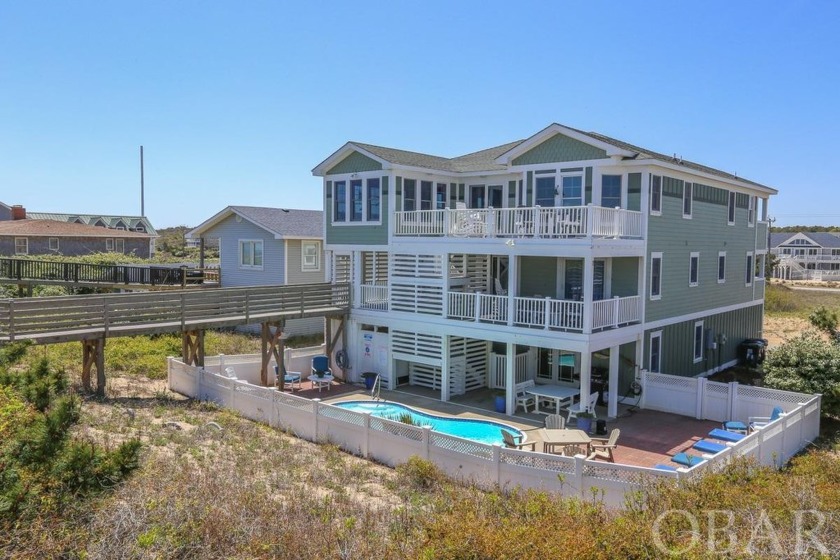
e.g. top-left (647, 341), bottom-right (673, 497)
top-left (394, 205), bottom-right (643, 240)
top-left (446, 292), bottom-right (641, 333)
top-left (359, 283), bottom-right (388, 310)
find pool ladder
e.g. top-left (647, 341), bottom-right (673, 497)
top-left (371, 374), bottom-right (382, 401)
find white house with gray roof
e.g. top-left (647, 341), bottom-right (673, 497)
top-left (314, 122), bottom-right (777, 417)
top-left (188, 206), bottom-right (325, 335)
top-left (771, 231), bottom-right (840, 280)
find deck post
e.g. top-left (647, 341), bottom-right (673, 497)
top-left (260, 321), bottom-right (283, 387)
top-left (81, 337), bottom-right (106, 395)
top-left (181, 330), bottom-right (205, 367)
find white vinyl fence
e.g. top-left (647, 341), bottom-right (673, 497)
top-left (168, 357), bottom-right (822, 507)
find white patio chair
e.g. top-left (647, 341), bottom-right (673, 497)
top-left (514, 380), bottom-right (536, 413)
top-left (494, 277), bottom-right (507, 296)
top-left (567, 392), bottom-right (599, 422)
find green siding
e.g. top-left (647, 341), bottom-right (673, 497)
top-left (627, 173), bottom-right (641, 211)
top-left (325, 175), bottom-right (389, 246)
top-left (644, 304), bottom-right (764, 376)
top-left (611, 257), bottom-right (639, 297)
top-left (326, 151), bottom-right (383, 175)
top-left (646, 176), bottom-right (764, 322)
top-left (585, 167), bottom-right (593, 204)
top-left (511, 133), bottom-right (608, 165)
top-left (518, 257), bottom-right (556, 296)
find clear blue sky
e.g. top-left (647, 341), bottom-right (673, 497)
top-left (2, 1), bottom-right (838, 228)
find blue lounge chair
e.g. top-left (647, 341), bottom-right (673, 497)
top-left (708, 428), bottom-right (746, 443)
top-left (722, 420), bottom-right (748, 433)
top-left (274, 365), bottom-right (302, 390)
top-left (654, 464), bottom-right (678, 471)
top-left (749, 406), bottom-right (784, 431)
top-left (693, 439), bottom-right (727, 454)
top-left (671, 452), bottom-right (705, 467)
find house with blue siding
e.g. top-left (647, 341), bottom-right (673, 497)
top-left (313, 123), bottom-right (776, 417)
top-left (188, 206), bottom-right (325, 336)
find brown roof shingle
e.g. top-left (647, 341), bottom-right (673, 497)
top-left (0, 220), bottom-right (152, 237)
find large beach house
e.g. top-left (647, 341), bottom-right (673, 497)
top-left (313, 123), bottom-right (776, 417)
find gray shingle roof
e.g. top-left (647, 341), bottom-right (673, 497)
top-left (25, 212), bottom-right (157, 235)
top-left (353, 140), bottom-right (524, 173)
top-left (770, 232), bottom-right (840, 248)
top-left (230, 206), bottom-right (323, 238)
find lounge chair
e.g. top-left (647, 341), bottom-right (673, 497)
top-left (692, 439), bottom-right (727, 454)
top-left (501, 429), bottom-right (536, 451)
top-left (749, 406), bottom-right (785, 431)
top-left (708, 428), bottom-right (746, 443)
top-left (671, 452), bottom-right (705, 467)
top-left (453, 202), bottom-right (486, 237)
top-left (654, 464), bottom-right (678, 471)
top-left (567, 392), bottom-right (599, 423)
top-left (544, 414), bottom-right (566, 430)
top-left (587, 428), bottom-right (620, 462)
top-left (274, 365), bottom-right (302, 391)
top-left (311, 355), bottom-right (333, 378)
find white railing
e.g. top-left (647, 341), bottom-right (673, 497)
top-left (168, 357), bottom-right (679, 508)
top-left (359, 283), bottom-right (388, 310)
top-left (489, 349), bottom-right (537, 389)
top-left (448, 292), bottom-right (640, 333)
top-left (591, 296), bottom-right (641, 330)
top-left (394, 205), bottom-right (644, 240)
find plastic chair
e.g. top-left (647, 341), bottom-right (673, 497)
top-left (515, 381), bottom-right (536, 413)
top-left (587, 428), bottom-right (620, 462)
top-left (224, 367), bottom-right (238, 379)
top-left (749, 406), bottom-right (784, 431)
top-left (494, 277), bottom-right (507, 296)
top-left (501, 430), bottom-right (535, 451)
top-left (311, 355), bottom-right (333, 378)
top-left (544, 414), bottom-right (566, 429)
top-left (274, 365), bottom-right (301, 391)
top-left (567, 392), bottom-right (599, 422)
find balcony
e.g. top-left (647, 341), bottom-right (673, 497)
top-left (359, 283), bottom-right (388, 310)
top-left (446, 292), bottom-right (641, 333)
top-left (393, 205), bottom-right (643, 240)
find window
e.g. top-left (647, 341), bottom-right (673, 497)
top-left (14, 237), bottom-right (27, 255)
top-left (728, 191), bottom-right (736, 224)
top-left (436, 183), bottom-right (447, 210)
top-left (718, 252), bottom-right (726, 283)
top-left (650, 252), bottom-right (662, 300)
top-left (240, 240), bottom-right (264, 269)
top-left (535, 176), bottom-right (555, 207)
top-left (403, 179), bottom-right (416, 211)
top-left (693, 321), bottom-right (704, 363)
top-left (748, 196), bottom-right (756, 226)
top-left (601, 175), bottom-right (622, 208)
top-left (469, 184), bottom-right (486, 208)
top-left (420, 181), bottom-right (433, 210)
top-left (561, 175), bottom-right (583, 206)
top-left (115, 239), bottom-right (125, 253)
top-left (650, 175), bottom-right (662, 215)
top-left (350, 179), bottom-right (363, 221)
top-left (745, 252), bottom-right (753, 286)
top-left (756, 253), bottom-right (766, 280)
top-left (301, 240), bottom-right (321, 272)
top-left (334, 181), bottom-right (347, 221)
top-left (649, 331), bottom-right (662, 373)
top-left (689, 252), bottom-right (699, 287)
top-left (49, 237), bottom-right (59, 251)
top-left (106, 238), bottom-right (114, 251)
top-left (367, 178), bottom-right (380, 220)
top-left (683, 181), bottom-right (693, 218)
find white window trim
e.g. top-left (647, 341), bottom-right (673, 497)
top-left (748, 196), bottom-right (756, 227)
top-left (756, 252), bottom-right (766, 281)
top-left (745, 251), bottom-right (753, 287)
top-left (14, 237), bottom-right (28, 255)
top-left (727, 191), bottom-right (736, 225)
top-left (330, 172), bottom-right (384, 227)
top-left (49, 237), bottom-right (59, 251)
top-left (682, 181), bottom-right (693, 219)
top-left (717, 251), bottom-right (726, 284)
top-left (650, 252), bottom-right (663, 300)
top-left (301, 240), bottom-right (321, 272)
top-left (689, 252), bottom-right (700, 287)
top-left (559, 171), bottom-right (584, 206)
top-left (105, 238), bottom-right (114, 252)
top-left (239, 239), bottom-right (265, 270)
top-left (650, 175), bottom-right (662, 216)
top-left (693, 320), bottom-right (704, 363)
top-left (115, 238), bottom-right (125, 253)
top-left (649, 330), bottom-right (662, 373)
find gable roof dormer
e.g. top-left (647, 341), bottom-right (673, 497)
top-left (495, 123), bottom-right (637, 166)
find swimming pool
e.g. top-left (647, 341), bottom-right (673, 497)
top-left (333, 400), bottom-right (523, 445)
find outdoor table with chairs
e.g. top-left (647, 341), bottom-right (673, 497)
top-left (540, 428), bottom-right (591, 455)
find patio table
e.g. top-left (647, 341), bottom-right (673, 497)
top-left (525, 385), bottom-right (579, 415)
top-left (540, 428), bottom-right (591, 455)
top-left (309, 373), bottom-right (334, 392)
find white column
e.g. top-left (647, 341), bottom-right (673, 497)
top-left (507, 255), bottom-right (518, 326)
top-left (441, 335), bottom-right (450, 402)
top-left (505, 342), bottom-right (516, 415)
top-left (352, 251), bottom-right (362, 308)
top-left (442, 251), bottom-right (450, 319)
top-left (582, 255), bottom-right (594, 334)
top-left (579, 347), bottom-right (591, 415)
top-left (608, 345), bottom-right (619, 419)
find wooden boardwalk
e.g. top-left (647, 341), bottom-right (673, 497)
top-left (0, 283), bottom-right (350, 344)
top-left (0, 257), bottom-right (220, 290)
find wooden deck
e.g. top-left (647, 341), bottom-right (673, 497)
top-left (0, 283), bottom-right (350, 343)
top-left (0, 257), bottom-right (220, 290)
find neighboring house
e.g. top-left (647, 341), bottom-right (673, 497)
top-left (770, 231), bottom-right (840, 281)
top-left (0, 219), bottom-right (154, 258)
top-left (187, 206), bottom-right (325, 336)
top-left (0, 203), bottom-right (158, 256)
top-left (313, 122), bottom-right (776, 417)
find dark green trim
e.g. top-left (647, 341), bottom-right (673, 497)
top-left (628, 173), bottom-right (642, 212)
top-left (585, 167), bottom-right (593, 205)
top-left (736, 193), bottom-right (749, 209)
top-left (663, 176), bottom-right (683, 198)
top-left (694, 183), bottom-right (727, 206)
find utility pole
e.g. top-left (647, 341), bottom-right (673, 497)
top-left (140, 145), bottom-right (145, 216)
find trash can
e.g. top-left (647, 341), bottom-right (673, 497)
top-left (738, 339), bottom-right (768, 367)
top-left (595, 419), bottom-right (608, 436)
top-left (362, 372), bottom-right (378, 390)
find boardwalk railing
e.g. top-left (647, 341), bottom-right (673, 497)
top-left (0, 283), bottom-right (350, 342)
top-left (0, 257), bottom-right (219, 287)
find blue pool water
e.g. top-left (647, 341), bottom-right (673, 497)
top-left (334, 400), bottom-right (523, 445)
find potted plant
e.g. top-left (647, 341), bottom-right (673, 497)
top-left (493, 391), bottom-right (506, 413)
top-left (575, 411), bottom-right (595, 434)
top-left (362, 371), bottom-right (378, 390)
